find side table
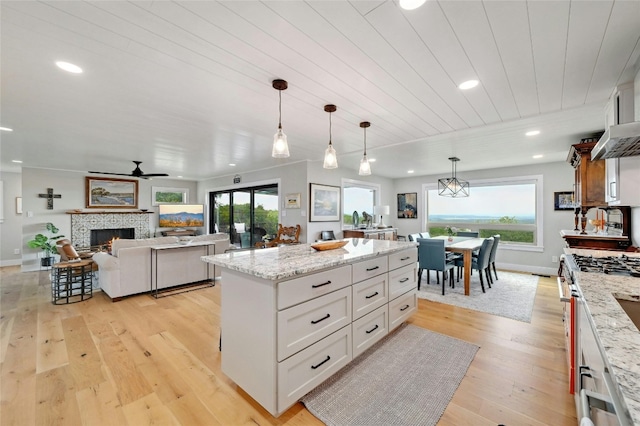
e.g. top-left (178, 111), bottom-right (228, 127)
top-left (51, 260), bottom-right (94, 304)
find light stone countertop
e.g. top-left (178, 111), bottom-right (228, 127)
top-left (202, 238), bottom-right (417, 281)
top-left (566, 248), bottom-right (640, 425)
top-left (560, 229), bottom-right (627, 239)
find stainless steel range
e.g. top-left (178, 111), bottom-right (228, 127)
top-left (571, 254), bottom-right (640, 277)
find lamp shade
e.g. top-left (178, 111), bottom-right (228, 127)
top-left (373, 205), bottom-right (390, 228)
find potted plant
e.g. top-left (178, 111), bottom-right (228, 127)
top-left (27, 222), bottom-right (65, 267)
top-left (445, 225), bottom-right (458, 242)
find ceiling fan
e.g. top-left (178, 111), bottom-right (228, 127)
top-left (89, 161), bottom-right (169, 179)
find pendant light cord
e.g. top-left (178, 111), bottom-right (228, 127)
top-left (328, 111), bottom-right (333, 146)
top-left (363, 126), bottom-right (367, 155)
top-left (278, 90), bottom-right (282, 130)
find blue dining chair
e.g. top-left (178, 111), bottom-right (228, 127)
top-left (488, 234), bottom-right (501, 282)
top-left (417, 238), bottom-right (456, 295)
top-left (454, 237), bottom-right (494, 293)
top-left (456, 231), bottom-right (479, 237)
top-left (408, 232), bottom-right (430, 242)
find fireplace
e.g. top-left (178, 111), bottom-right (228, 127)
top-left (69, 212), bottom-right (151, 249)
top-left (91, 228), bottom-right (135, 248)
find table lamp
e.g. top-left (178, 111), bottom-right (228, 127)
top-left (374, 205), bottom-right (390, 229)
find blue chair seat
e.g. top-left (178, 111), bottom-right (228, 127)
top-left (417, 238), bottom-right (457, 295)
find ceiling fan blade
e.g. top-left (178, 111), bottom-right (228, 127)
top-left (88, 171), bottom-right (135, 176)
top-left (140, 173), bottom-right (169, 177)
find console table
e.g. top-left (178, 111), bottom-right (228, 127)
top-left (150, 241), bottom-right (215, 298)
top-left (343, 228), bottom-right (397, 240)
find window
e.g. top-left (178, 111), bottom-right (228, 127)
top-left (210, 184), bottom-right (279, 248)
top-left (424, 175), bottom-right (543, 250)
top-left (342, 179), bottom-right (379, 227)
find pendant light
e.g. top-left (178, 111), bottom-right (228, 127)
top-left (272, 79), bottom-right (290, 158)
top-left (323, 104), bottom-right (338, 169)
top-left (358, 121), bottom-right (371, 176)
top-left (438, 157), bottom-right (470, 197)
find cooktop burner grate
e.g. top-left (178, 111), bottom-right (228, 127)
top-left (572, 254), bottom-right (640, 277)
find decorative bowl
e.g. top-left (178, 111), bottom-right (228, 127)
top-left (140, 209), bottom-right (148, 212)
top-left (311, 240), bottom-right (349, 251)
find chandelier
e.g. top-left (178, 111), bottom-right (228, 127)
top-left (438, 157), bottom-right (469, 197)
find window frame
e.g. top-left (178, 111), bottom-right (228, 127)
top-left (342, 178), bottom-right (381, 228)
top-left (422, 174), bottom-right (544, 252)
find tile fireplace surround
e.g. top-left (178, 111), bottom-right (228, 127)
top-left (68, 212), bottom-right (152, 248)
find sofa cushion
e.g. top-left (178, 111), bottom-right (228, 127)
top-left (111, 236), bottom-right (178, 257)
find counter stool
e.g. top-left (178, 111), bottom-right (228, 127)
top-left (51, 260), bottom-right (94, 304)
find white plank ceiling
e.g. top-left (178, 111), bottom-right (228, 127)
top-left (1, 0), bottom-right (639, 180)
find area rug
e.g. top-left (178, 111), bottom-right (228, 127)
top-left (301, 324), bottom-right (478, 426)
top-left (416, 270), bottom-right (539, 323)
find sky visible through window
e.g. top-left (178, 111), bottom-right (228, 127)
top-left (344, 187), bottom-right (375, 216)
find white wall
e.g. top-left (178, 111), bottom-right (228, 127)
top-left (0, 171), bottom-right (23, 266)
top-left (393, 161), bottom-right (576, 275)
top-left (17, 167), bottom-right (197, 271)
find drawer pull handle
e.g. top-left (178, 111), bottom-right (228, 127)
top-left (399, 278), bottom-right (409, 283)
top-left (311, 355), bottom-right (331, 370)
top-left (401, 256), bottom-right (410, 261)
top-left (312, 280), bottom-right (332, 288)
top-left (400, 304), bottom-right (410, 311)
top-left (365, 291), bottom-right (379, 299)
top-left (311, 313), bottom-right (331, 324)
top-left (366, 324), bottom-right (379, 334)
top-left (366, 266), bottom-right (380, 271)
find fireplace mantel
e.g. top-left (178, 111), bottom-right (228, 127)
top-left (70, 211), bottom-right (152, 248)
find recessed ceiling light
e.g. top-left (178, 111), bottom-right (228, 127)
top-left (177, 176), bottom-right (183, 178)
top-left (533, 154), bottom-right (543, 159)
top-left (369, 158), bottom-right (377, 162)
top-left (526, 130), bottom-right (540, 136)
top-left (458, 80), bottom-right (479, 90)
top-left (407, 170), bottom-right (415, 174)
top-left (12, 160), bottom-right (23, 163)
top-left (399, 0), bottom-right (426, 10)
top-left (56, 61), bottom-right (83, 74)
top-left (0, 126), bottom-right (13, 132)
top-left (229, 163), bottom-right (236, 167)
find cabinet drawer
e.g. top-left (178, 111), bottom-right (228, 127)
top-left (277, 265), bottom-right (352, 310)
top-left (389, 249), bottom-right (416, 271)
top-left (352, 305), bottom-right (388, 358)
top-left (277, 287), bottom-right (351, 362)
top-left (352, 257), bottom-right (388, 283)
top-left (352, 274), bottom-right (388, 320)
top-left (389, 290), bottom-right (417, 331)
top-left (277, 326), bottom-right (352, 413)
top-left (389, 263), bottom-right (416, 300)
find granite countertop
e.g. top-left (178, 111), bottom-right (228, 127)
top-left (202, 238), bottom-right (417, 281)
top-left (566, 248), bottom-right (640, 424)
top-left (560, 229), bottom-right (627, 239)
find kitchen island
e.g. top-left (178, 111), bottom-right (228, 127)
top-left (566, 248), bottom-right (640, 425)
top-left (202, 238), bottom-right (418, 417)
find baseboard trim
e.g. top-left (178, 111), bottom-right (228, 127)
top-left (497, 262), bottom-right (557, 277)
top-left (0, 259), bottom-right (22, 268)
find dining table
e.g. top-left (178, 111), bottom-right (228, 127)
top-left (433, 235), bottom-right (485, 296)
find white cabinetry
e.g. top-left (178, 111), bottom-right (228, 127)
top-left (220, 247), bottom-right (417, 417)
top-left (606, 156), bottom-right (640, 206)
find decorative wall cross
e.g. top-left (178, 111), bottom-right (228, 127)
top-left (38, 188), bottom-right (61, 209)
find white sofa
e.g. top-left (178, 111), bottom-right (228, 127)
top-left (93, 233), bottom-right (229, 301)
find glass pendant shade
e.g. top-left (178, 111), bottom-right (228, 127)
top-left (272, 127), bottom-right (289, 158)
top-left (438, 157), bottom-right (470, 197)
top-left (358, 121), bottom-right (372, 175)
top-left (359, 155), bottom-right (371, 175)
top-left (323, 143), bottom-right (338, 169)
top-left (323, 104), bottom-right (338, 169)
top-left (272, 79), bottom-right (290, 158)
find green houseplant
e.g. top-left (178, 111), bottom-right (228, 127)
top-left (27, 222), bottom-right (65, 267)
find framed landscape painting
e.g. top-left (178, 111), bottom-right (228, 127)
top-left (152, 186), bottom-right (189, 206)
top-left (86, 177), bottom-right (138, 208)
top-left (310, 183), bottom-right (340, 222)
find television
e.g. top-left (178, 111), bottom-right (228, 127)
top-left (158, 204), bottom-right (205, 228)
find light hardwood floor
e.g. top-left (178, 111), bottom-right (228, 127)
top-left (1, 266), bottom-right (577, 425)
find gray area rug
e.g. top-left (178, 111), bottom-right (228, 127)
top-left (301, 324), bottom-right (478, 426)
top-left (416, 270), bottom-right (539, 323)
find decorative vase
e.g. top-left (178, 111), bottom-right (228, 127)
top-left (448, 236), bottom-right (453, 242)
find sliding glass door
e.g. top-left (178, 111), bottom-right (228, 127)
top-left (210, 184), bottom-right (279, 248)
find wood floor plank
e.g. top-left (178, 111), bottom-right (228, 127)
top-left (0, 266), bottom-right (577, 425)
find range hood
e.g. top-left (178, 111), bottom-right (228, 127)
top-left (591, 121), bottom-right (640, 160)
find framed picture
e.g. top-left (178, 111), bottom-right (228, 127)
top-left (285, 193), bottom-right (301, 209)
top-left (152, 186), bottom-right (189, 206)
top-left (310, 183), bottom-right (341, 222)
top-left (86, 177), bottom-right (138, 208)
top-left (397, 192), bottom-right (417, 218)
top-left (554, 191), bottom-right (575, 211)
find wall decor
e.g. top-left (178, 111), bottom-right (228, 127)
top-left (285, 193), bottom-right (301, 209)
top-left (38, 188), bottom-right (62, 209)
top-left (310, 183), bottom-right (340, 222)
top-left (397, 192), bottom-right (418, 218)
top-left (86, 177), bottom-right (138, 208)
top-left (16, 197), bottom-right (22, 214)
top-left (151, 186), bottom-right (189, 206)
top-left (554, 191), bottom-right (575, 211)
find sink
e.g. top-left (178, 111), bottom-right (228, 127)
top-left (613, 293), bottom-right (640, 331)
